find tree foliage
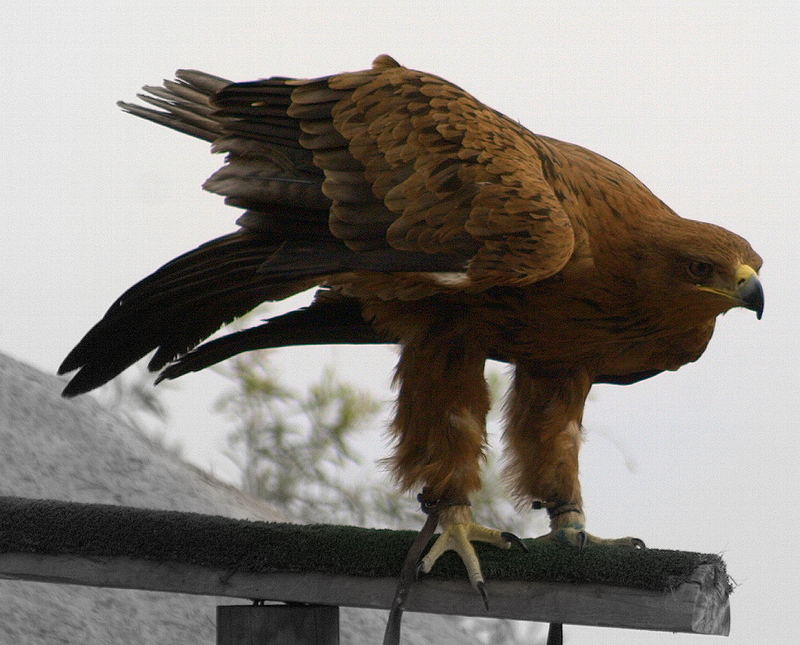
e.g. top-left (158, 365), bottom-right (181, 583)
top-left (214, 354), bottom-right (385, 525)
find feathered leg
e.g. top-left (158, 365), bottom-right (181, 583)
top-left (390, 334), bottom-right (489, 499)
top-left (389, 333), bottom-right (521, 595)
top-left (503, 365), bottom-right (643, 548)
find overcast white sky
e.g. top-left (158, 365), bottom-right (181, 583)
top-left (2, 2), bottom-right (798, 643)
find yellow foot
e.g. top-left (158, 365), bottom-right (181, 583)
top-left (417, 505), bottom-right (527, 608)
top-left (536, 523), bottom-right (645, 550)
top-left (533, 502), bottom-right (645, 550)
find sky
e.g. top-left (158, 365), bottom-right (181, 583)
top-left (2, 2), bottom-right (798, 643)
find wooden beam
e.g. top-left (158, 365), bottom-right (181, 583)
top-left (0, 551), bottom-right (729, 635)
top-left (217, 605), bottom-right (339, 645)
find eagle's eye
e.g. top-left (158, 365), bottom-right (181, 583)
top-left (687, 260), bottom-right (714, 282)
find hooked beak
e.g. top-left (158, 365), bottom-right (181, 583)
top-left (698, 264), bottom-right (764, 319)
top-left (734, 265), bottom-right (764, 320)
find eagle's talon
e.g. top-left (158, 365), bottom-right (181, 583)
top-left (477, 581), bottom-right (489, 611)
top-left (500, 530), bottom-right (529, 552)
top-left (414, 559), bottom-right (424, 581)
top-left (417, 505), bottom-right (519, 594)
top-left (536, 526), bottom-right (645, 550)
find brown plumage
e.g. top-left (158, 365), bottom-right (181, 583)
top-left (60, 55), bottom-right (763, 589)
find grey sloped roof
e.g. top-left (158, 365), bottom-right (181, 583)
top-left (0, 352), bottom-right (471, 644)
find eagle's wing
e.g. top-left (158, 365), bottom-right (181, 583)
top-left (205, 54), bottom-right (575, 288)
top-left (118, 56), bottom-right (575, 288)
top-left (60, 56), bottom-right (575, 395)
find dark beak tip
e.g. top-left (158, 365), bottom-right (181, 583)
top-left (740, 275), bottom-right (764, 320)
top-left (753, 284), bottom-right (765, 320)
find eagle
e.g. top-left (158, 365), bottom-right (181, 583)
top-left (60, 55), bottom-right (763, 596)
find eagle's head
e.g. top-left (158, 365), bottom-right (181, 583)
top-left (635, 217), bottom-right (764, 324)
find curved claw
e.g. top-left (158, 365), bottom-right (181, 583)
top-left (416, 506), bottom-right (522, 601)
top-left (535, 526), bottom-right (646, 550)
top-left (414, 559), bottom-right (424, 581)
top-left (500, 531), bottom-right (529, 552)
top-left (476, 581), bottom-right (489, 611)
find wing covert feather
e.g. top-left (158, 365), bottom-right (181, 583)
top-left (309, 56), bottom-right (576, 287)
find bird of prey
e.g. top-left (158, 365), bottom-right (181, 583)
top-left (60, 55), bottom-right (764, 595)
